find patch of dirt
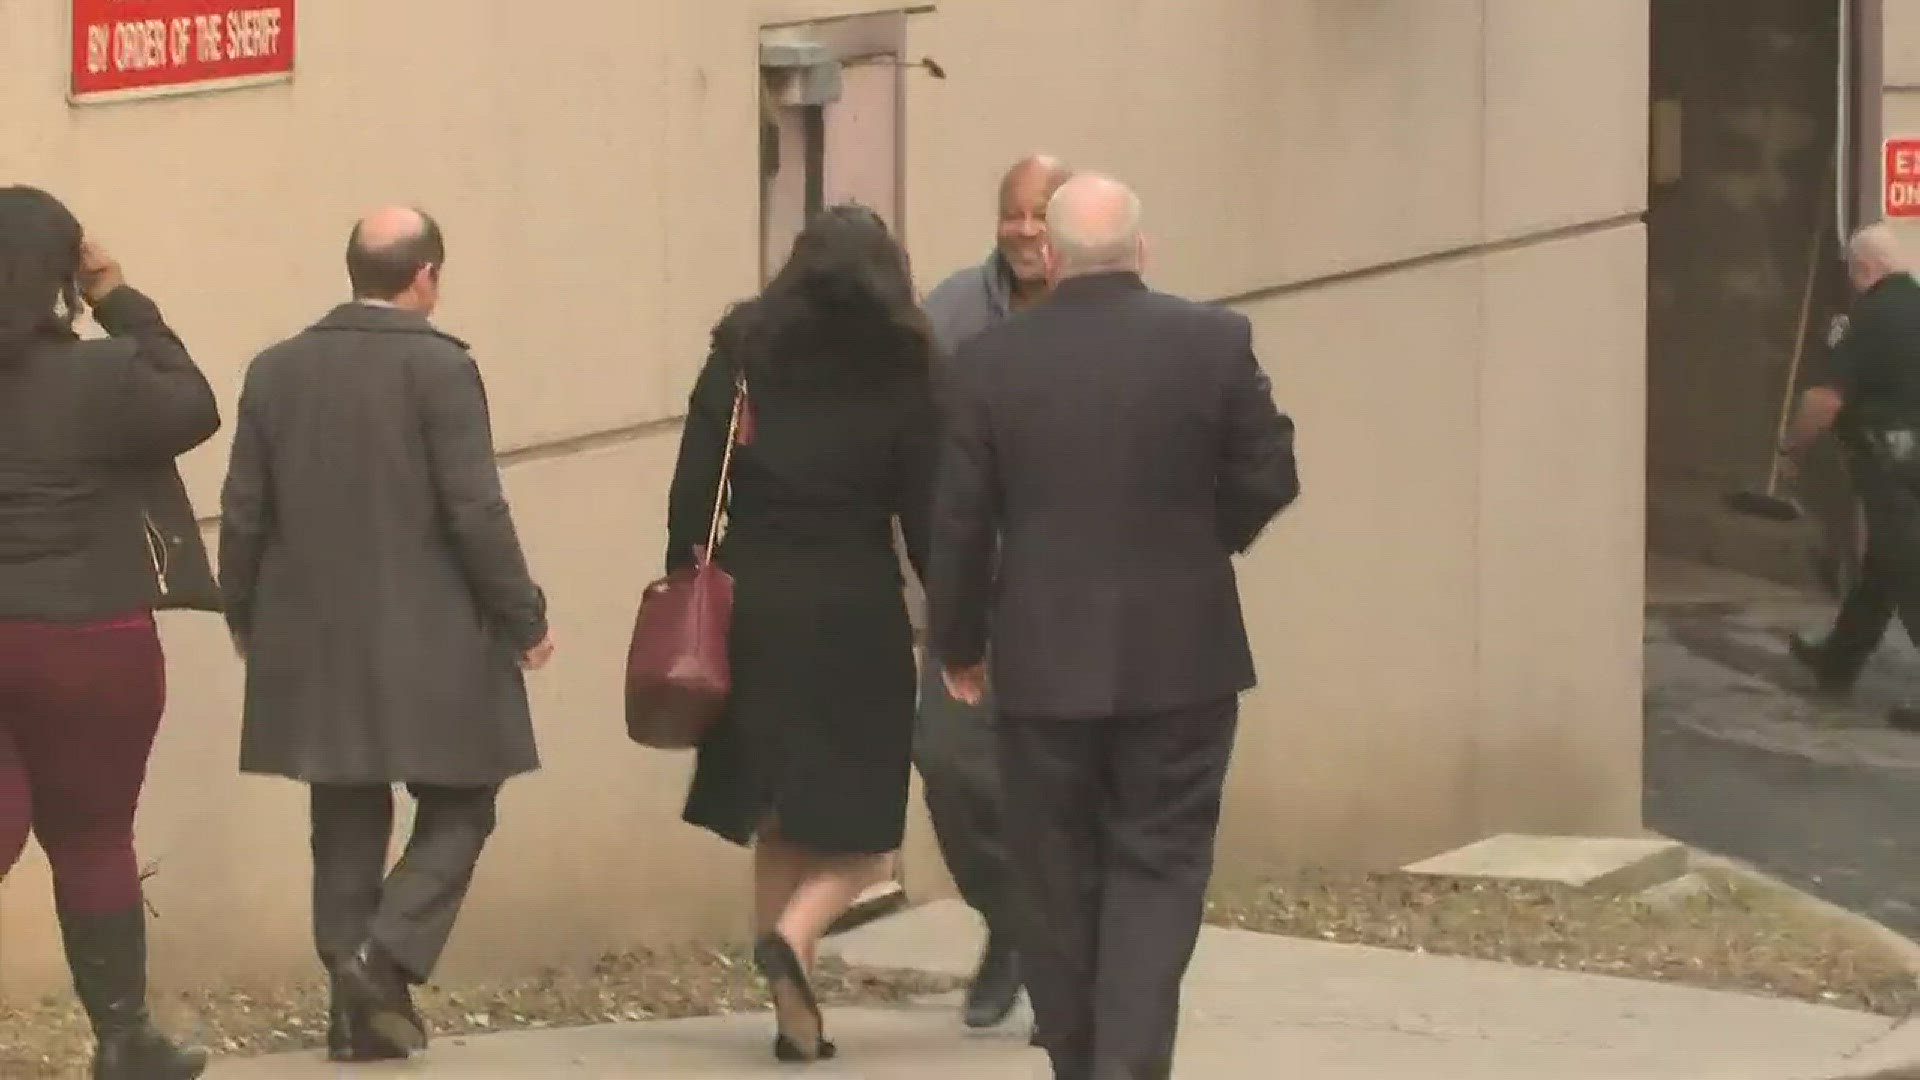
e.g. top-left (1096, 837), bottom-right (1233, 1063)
top-left (0, 945), bottom-right (963, 1079)
top-left (1206, 865), bottom-right (1920, 1016)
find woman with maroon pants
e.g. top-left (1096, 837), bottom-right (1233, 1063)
top-left (0, 187), bottom-right (221, 1080)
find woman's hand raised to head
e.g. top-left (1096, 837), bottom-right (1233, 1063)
top-left (77, 238), bottom-right (125, 306)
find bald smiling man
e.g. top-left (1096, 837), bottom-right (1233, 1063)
top-left (220, 206), bottom-right (553, 1063)
top-left (916, 152), bottom-right (1074, 1029)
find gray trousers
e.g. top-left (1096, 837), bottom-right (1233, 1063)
top-left (913, 664), bottom-right (1015, 939)
top-left (1000, 697), bottom-right (1239, 1080)
top-left (310, 783), bottom-right (499, 984)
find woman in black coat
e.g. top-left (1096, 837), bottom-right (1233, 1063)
top-left (666, 204), bottom-right (933, 1063)
top-left (0, 187), bottom-right (220, 1079)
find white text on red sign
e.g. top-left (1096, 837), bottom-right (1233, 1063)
top-left (81, 8), bottom-right (285, 78)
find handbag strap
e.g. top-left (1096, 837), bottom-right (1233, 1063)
top-left (702, 373), bottom-right (748, 564)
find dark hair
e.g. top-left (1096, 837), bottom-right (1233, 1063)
top-left (345, 210), bottom-right (445, 300)
top-left (729, 203), bottom-right (931, 384)
top-left (0, 186), bottom-right (85, 365)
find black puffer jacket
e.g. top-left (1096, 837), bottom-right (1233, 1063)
top-left (0, 286), bottom-right (221, 620)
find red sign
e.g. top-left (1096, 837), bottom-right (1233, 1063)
top-left (70, 1), bottom-right (295, 104)
top-left (1887, 138), bottom-right (1920, 219)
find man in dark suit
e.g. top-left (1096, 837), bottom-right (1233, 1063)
top-left (928, 174), bottom-right (1299, 1080)
top-left (219, 207), bottom-right (554, 1063)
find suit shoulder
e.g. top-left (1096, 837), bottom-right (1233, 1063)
top-left (1142, 289), bottom-right (1247, 329)
top-left (237, 333), bottom-right (308, 384)
top-left (405, 332), bottom-right (479, 379)
top-left (1155, 297), bottom-right (1253, 362)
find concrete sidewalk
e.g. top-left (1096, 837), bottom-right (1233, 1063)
top-left (209, 900), bottom-right (1917, 1079)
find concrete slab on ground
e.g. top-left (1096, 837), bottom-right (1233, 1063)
top-left (1825, 1017), bottom-right (1920, 1078)
top-left (1400, 833), bottom-right (1688, 895)
top-left (208, 901), bottom-right (1905, 1078)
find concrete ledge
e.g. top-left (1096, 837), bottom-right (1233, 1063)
top-left (1816, 1018), bottom-right (1920, 1079)
top-left (1687, 850), bottom-right (1920, 977)
top-left (1402, 834), bottom-right (1688, 895)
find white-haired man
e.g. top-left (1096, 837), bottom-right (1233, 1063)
top-left (928, 174), bottom-right (1299, 1080)
top-left (1785, 222), bottom-right (1920, 728)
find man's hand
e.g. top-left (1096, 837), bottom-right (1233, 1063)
top-left (77, 238), bottom-right (125, 306)
top-left (943, 661), bottom-right (987, 706)
top-left (521, 630), bottom-right (556, 671)
top-left (1783, 386), bottom-right (1845, 458)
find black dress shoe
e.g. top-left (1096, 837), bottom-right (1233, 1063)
top-left (963, 934), bottom-right (1022, 1029)
top-left (1788, 633), bottom-right (1854, 693)
top-left (326, 1004), bottom-right (411, 1063)
top-left (773, 1035), bottom-right (838, 1062)
top-left (327, 972), bottom-right (413, 1064)
top-left (1889, 707), bottom-right (1920, 733)
top-left (334, 943), bottom-right (427, 1053)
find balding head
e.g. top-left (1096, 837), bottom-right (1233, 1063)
top-left (1044, 173), bottom-right (1144, 280)
top-left (1848, 222), bottom-right (1908, 292)
top-left (346, 206), bottom-right (445, 310)
top-left (999, 154), bottom-right (1073, 207)
top-left (997, 153), bottom-right (1075, 296)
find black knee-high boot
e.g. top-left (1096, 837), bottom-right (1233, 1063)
top-left (57, 905), bottom-right (208, 1080)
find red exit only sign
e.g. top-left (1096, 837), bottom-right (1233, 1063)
top-left (1888, 138), bottom-right (1920, 218)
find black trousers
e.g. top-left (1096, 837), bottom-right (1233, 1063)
top-left (998, 696), bottom-right (1238, 1080)
top-left (310, 783), bottom-right (499, 984)
top-left (1811, 455), bottom-right (1920, 686)
top-left (914, 664), bottom-right (1015, 939)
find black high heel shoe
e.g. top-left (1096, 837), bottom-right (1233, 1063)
top-left (774, 1034), bottom-right (839, 1062)
top-left (754, 933), bottom-right (831, 1062)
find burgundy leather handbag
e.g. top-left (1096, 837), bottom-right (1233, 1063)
top-left (624, 375), bottom-right (749, 750)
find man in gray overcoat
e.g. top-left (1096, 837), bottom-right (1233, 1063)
top-left (219, 207), bottom-right (553, 1061)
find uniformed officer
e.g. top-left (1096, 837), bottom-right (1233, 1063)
top-left (1785, 223), bottom-right (1920, 728)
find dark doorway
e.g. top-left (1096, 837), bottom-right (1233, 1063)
top-left (1645, 0), bottom-right (1856, 592)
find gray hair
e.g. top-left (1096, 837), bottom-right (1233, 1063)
top-left (1850, 222), bottom-right (1909, 274)
top-left (1045, 174), bottom-right (1143, 277)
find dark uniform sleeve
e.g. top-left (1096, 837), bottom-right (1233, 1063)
top-left (665, 337), bottom-right (738, 575)
top-left (90, 286), bottom-right (221, 464)
top-left (416, 348), bottom-right (548, 651)
top-left (1811, 310), bottom-right (1871, 400)
top-left (218, 363), bottom-right (272, 635)
top-left (1216, 318), bottom-right (1301, 553)
top-left (927, 341), bottom-right (1000, 667)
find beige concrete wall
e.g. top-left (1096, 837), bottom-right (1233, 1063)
top-left (0, 0), bottom-right (1648, 994)
top-left (1887, 0), bottom-right (1920, 248)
